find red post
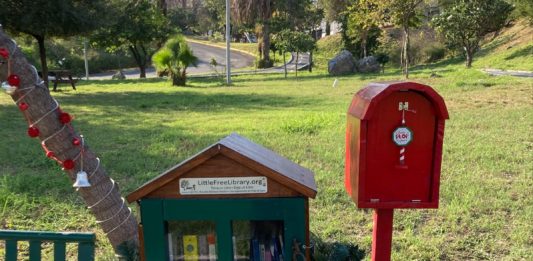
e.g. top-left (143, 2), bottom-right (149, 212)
top-left (372, 209), bottom-right (394, 261)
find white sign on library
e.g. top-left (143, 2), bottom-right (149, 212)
top-left (179, 176), bottom-right (268, 195)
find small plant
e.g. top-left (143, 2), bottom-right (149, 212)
top-left (153, 34), bottom-right (198, 86)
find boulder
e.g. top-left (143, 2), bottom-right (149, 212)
top-left (355, 56), bottom-right (381, 73)
top-left (111, 70), bottom-right (126, 80)
top-left (328, 50), bottom-right (356, 76)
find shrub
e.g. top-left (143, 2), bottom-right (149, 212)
top-left (152, 34), bottom-right (198, 86)
top-left (423, 44), bottom-right (446, 63)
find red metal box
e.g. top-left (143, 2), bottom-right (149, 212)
top-left (345, 82), bottom-right (449, 209)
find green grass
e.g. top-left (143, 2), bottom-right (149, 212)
top-left (1, 62), bottom-right (532, 259)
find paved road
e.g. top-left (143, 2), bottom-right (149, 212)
top-left (89, 41), bottom-right (255, 80)
top-left (481, 69), bottom-right (533, 78)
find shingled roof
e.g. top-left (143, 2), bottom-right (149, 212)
top-left (127, 133), bottom-right (317, 202)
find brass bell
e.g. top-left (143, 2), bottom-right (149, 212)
top-left (73, 171), bottom-right (91, 188)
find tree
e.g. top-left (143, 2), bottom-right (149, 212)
top-left (377, 0), bottom-right (424, 78)
top-left (0, 0), bottom-right (107, 87)
top-left (92, 0), bottom-right (172, 78)
top-left (273, 30), bottom-right (294, 78)
top-left (152, 35), bottom-right (198, 86)
top-left (510, 0), bottom-right (533, 22)
top-left (345, 0), bottom-right (381, 58)
top-left (273, 30), bottom-right (315, 79)
top-left (232, 0), bottom-right (274, 68)
top-left (232, 0), bottom-right (315, 68)
top-left (432, 0), bottom-right (513, 67)
top-left (0, 31), bottom-right (139, 257)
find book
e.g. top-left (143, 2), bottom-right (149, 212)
top-left (259, 243), bottom-right (266, 261)
top-left (183, 235), bottom-right (199, 261)
top-left (207, 234), bottom-right (217, 261)
top-left (199, 235), bottom-right (208, 261)
top-left (233, 236), bottom-right (238, 261)
top-left (264, 242), bottom-right (272, 261)
top-left (251, 239), bottom-right (260, 261)
top-left (270, 236), bottom-right (279, 261)
top-left (168, 232), bottom-right (175, 261)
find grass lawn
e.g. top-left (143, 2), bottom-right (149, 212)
top-left (1, 60), bottom-right (531, 260)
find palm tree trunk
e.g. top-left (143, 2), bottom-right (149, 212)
top-left (0, 31), bottom-right (139, 257)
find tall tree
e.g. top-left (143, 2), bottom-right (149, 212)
top-left (432, 0), bottom-right (513, 67)
top-left (345, 0), bottom-right (381, 58)
top-left (232, 0), bottom-right (274, 68)
top-left (0, 0), bottom-right (106, 88)
top-left (378, 0), bottom-right (424, 78)
top-left (92, 0), bottom-right (172, 78)
top-left (0, 31), bottom-right (139, 258)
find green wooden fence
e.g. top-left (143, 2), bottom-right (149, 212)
top-left (0, 230), bottom-right (95, 261)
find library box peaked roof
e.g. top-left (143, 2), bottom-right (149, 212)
top-left (127, 133), bottom-right (317, 202)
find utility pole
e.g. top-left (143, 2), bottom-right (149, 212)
top-left (225, 0), bottom-right (231, 85)
top-left (83, 39), bottom-right (89, 80)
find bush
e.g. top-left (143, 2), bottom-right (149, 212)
top-left (423, 44), bottom-right (446, 63)
top-left (314, 34), bottom-right (344, 71)
top-left (16, 36), bottom-right (137, 77)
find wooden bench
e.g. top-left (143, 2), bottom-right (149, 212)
top-left (49, 70), bottom-right (77, 91)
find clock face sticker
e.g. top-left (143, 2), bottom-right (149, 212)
top-left (395, 101), bottom-right (416, 165)
top-left (392, 126), bottom-right (413, 146)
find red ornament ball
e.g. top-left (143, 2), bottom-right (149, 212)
top-left (18, 102), bottom-right (29, 111)
top-left (7, 75), bottom-right (20, 87)
top-left (46, 151), bottom-right (55, 158)
top-left (27, 126), bottom-right (40, 137)
top-left (72, 138), bottom-right (81, 146)
top-left (63, 159), bottom-right (75, 170)
top-left (0, 48), bottom-right (8, 59)
top-left (59, 112), bottom-right (72, 124)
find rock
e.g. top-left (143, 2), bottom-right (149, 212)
top-left (328, 50), bottom-right (356, 76)
top-left (355, 56), bottom-right (381, 73)
top-left (111, 70), bottom-right (126, 80)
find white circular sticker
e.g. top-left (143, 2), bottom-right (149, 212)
top-left (392, 127), bottom-right (413, 146)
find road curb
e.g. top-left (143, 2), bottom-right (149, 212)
top-left (185, 38), bottom-right (257, 58)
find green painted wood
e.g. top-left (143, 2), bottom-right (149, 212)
top-left (29, 240), bottom-right (42, 260)
top-left (78, 241), bottom-right (95, 261)
top-left (215, 219), bottom-right (232, 261)
top-left (0, 230), bottom-right (95, 261)
top-left (141, 199), bottom-right (167, 261)
top-left (54, 240), bottom-right (66, 260)
top-left (141, 197), bottom-right (306, 261)
top-left (0, 230), bottom-right (94, 242)
top-left (5, 239), bottom-right (17, 261)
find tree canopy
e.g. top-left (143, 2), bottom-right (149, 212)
top-left (432, 0), bottom-right (513, 67)
top-left (0, 0), bottom-right (107, 86)
top-left (91, 0), bottom-right (172, 78)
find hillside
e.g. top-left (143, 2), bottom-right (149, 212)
top-left (475, 19), bottom-right (533, 71)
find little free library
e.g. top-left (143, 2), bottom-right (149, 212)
top-left (127, 133), bottom-right (317, 261)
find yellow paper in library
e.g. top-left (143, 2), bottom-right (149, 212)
top-left (183, 235), bottom-right (199, 261)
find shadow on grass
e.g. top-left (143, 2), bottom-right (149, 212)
top-left (504, 45), bottom-right (533, 61)
top-left (310, 233), bottom-right (366, 261)
top-left (55, 90), bottom-right (321, 112)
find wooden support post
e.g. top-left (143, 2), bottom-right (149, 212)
top-left (372, 209), bottom-right (394, 261)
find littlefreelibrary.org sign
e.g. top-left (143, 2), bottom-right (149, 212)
top-left (179, 176), bottom-right (268, 195)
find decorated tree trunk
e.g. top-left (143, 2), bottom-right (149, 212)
top-left (0, 31), bottom-right (139, 256)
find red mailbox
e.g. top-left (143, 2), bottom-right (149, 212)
top-left (345, 81), bottom-right (449, 260)
top-left (345, 81), bottom-right (449, 209)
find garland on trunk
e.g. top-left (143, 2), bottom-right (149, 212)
top-left (0, 34), bottom-right (139, 258)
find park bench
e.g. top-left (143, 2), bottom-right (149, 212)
top-left (49, 70), bottom-right (77, 91)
